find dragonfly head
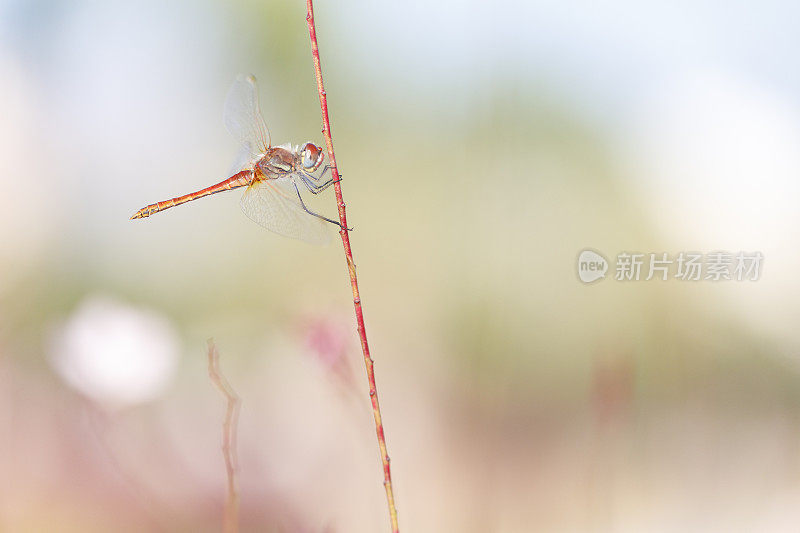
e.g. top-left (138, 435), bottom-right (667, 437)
top-left (299, 142), bottom-right (325, 171)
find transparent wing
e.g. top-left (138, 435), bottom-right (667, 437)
top-left (224, 74), bottom-right (271, 158)
top-left (240, 176), bottom-right (331, 245)
top-left (228, 144), bottom-right (256, 175)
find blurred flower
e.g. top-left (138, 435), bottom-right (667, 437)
top-left (304, 317), bottom-right (348, 368)
top-left (299, 313), bottom-right (353, 387)
top-left (48, 294), bottom-right (180, 407)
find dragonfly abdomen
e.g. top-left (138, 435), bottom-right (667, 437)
top-left (131, 170), bottom-right (254, 219)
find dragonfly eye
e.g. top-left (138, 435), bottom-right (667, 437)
top-left (301, 143), bottom-right (324, 170)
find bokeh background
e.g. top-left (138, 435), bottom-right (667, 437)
top-left (2, 1), bottom-right (800, 531)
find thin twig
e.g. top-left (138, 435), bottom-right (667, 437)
top-left (207, 339), bottom-right (241, 533)
top-left (304, 3), bottom-right (400, 532)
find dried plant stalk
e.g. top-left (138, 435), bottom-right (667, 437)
top-left (304, 2), bottom-right (400, 531)
top-left (207, 339), bottom-right (241, 533)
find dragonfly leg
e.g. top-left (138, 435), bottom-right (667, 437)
top-left (299, 171), bottom-right (335, 195)
top-left (303, 165), bottom-right (328, 182)
top-left (306, 165), bottom-right (342, 183)
top-left (292, 181), bottom-right (352, 231)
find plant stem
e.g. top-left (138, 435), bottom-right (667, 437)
top-left (304, 3), bottom-right (399, 531)
top-left (207, 339), bottom-right (241, 533)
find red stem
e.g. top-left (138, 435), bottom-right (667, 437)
top-left (305, 2), bottom-right (399, 532)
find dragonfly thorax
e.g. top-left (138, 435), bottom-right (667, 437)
top-left (257, 147), bottom-right (296, 176)
top-left (256, 143), bottom-right (325, 178)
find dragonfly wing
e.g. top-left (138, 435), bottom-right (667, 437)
top-left (228, 144), bottom-right (255, 175)
top-left (240, 176), bottom-right (331, 245)
top-left (224, 74), bottom-right (271, 158)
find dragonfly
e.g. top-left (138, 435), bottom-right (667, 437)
top-left (131, 74), bottom-right (342, 244)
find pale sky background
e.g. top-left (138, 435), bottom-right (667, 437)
top-left (1, 0), bottom-right (798, 335)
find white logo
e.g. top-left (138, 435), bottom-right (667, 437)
top-left (577, 249), bottom-right (608, 283)
top-left (577, 250), bottom-right (763, 283)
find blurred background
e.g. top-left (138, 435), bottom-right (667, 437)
top-left (2, 0), bottom-right (800, 531)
